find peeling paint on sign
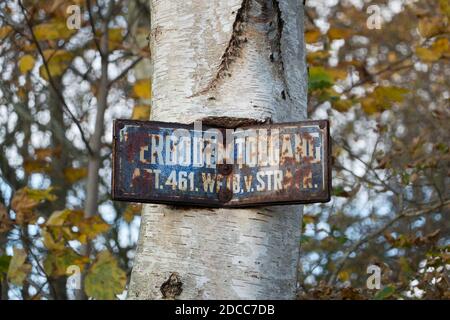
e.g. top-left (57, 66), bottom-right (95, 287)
top-left (112, 119), bottom-right (331, 207)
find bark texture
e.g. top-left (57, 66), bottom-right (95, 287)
top-left (128, 0), bottom-right (307, 300)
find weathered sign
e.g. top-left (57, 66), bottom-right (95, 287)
top-left (112, 119), bottom-right (331, 207)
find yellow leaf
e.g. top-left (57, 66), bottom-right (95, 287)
top-left (418, 16), bottom-right (446, 38)
top-left (26, 187), bottom-right (58, 202)
top-left (39, 50), bottom-right (74, 80)
top-left (23, 159), bottom-right (51, 174)
top-left (361, 86), bottom-right (409, 115)
top-left (327, 68), bottom-right (347, 81)
top-left (46, 210), bottom-right (71, 227)
top-left (33, 23), bottom-right (60, 41)
top-left (133, 79), bottom-right (152, 99)
top-left (123, 204), bottom-right (142, 223)
top-left (428, 37), bottom-right (450, 61)
top-left (33, 21), bottom-right (75, 41)
top-left (64, 167), bottom-right (88, 184)
top-left (303, 214), bottom-right (315, 224)
top-left (374, 86), bottom-right (409, 103)
top-left (440, 0), bottom-right (450, 18)
top-left (84, 251), bottom-right (126, 300)
top-left (361, 97), bottom-right (378, 115)
top-left (327, 28), bottom-right (353, 40)
top-left (7, 248), bottom-right (31, 286)
top-left (18, 55), bottom-right (35, 74)
top-left (131, 104), bottom-right (151, 120)
top-left (338, 270), bottom-right (350, 282)
top-left (416, 47), bottom-right (441, 62)
top-left (0, 26), bottom-right (12, 39)
top-left (108, 28), bottom-right (124, 51)
top-left (305, 29), bottom-right (321, 43)
top-left (79, 216), bottom-right (110, 240)
top-left (333, 99), bottom-right (353, 112)
top-left (416, 38), bottom-right (448, 63)
top-left (307, 50), bottom-right (330, 64)
top-left (43, 229), bottom-right (66, 251)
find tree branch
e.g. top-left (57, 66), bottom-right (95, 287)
top-left (328, 199), bottom-right (450, 285)
top-left (18, 1), bottom-right (93, 155)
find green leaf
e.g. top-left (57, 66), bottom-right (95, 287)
top-left (84, 251), bottom-right (126, 300)
top-left (44, 249), bottom-right (88, 277)
top-left (0, 255), bottom-right (11, 281)
top-left (309, 67), bottom-right (334, 91)
top-left (374, 286), bottom-right (395, 300)
top-left (7, 248), bottom-right (31, 286)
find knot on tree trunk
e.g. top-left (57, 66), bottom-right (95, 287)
top-left (160, 272), bottom-right (183, 299)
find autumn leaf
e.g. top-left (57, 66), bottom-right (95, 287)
top-left (44, 210), bottom-right (109, 245)
top-left (11, 189), bottom-right (39, 215)
top-left (18, 55), bottom-right (35, 74)
top-left (416, 47), bottom-right (440, 62)
top-left (327, 68), bottom-right (347, 81)
top-left (0, 203), bottom-right (13, 234)
top-left (361, 86), bottom-right (409, 115)
top-left (33, 146), bottom-right (62, 161)
top-left (332, 99), bottom-right (353, 112)
top-left (327, 27), bottom-right (353, 41)
top-left (35, 148), bottom-right (57, 160)
top-left (43, 229), bottom-right (66, 251)
top-left (309, 67), bottom-right (334, 91)
top-left (133, 79), bottom-right (152, 99)
top-left (23, 159), bottom-right (51, 174)
top-left (11, 187), bottom-right (57, 219)
top-left (440, 0), bottom-right (450, 18)
top-left (305, 29), bottom-right (321, 43)
top-left (39, 49), bottom-right (74, 80)
top-left (338, 270), bottom-right (350, 282)
top-left (78, 216), bottom-right (110, 241)
top-left (303, 214), bottom-right (315, 225)
top-left (84, 251), bottom-right (126, 300)
top-left (0, 26), bottom-right (12, 39)
top-left (26, 187), bottom-right (58, 202)
top-left (108, 28), bottom-right (124, 51)
top-left (33, 20), bottom-right (75, 41)
top-left (7, 248), bottom-right (32, 286)
top-left (123, 204), bottom-right (142, 223)
top-left (44, 249), bottom-right (88, 277)
top-left (416, 38), bottom-right (449, 62)
top-left (64, 167), bottom-right (88, 184)
top-left (307, 50), bottom-right (330, 64)
top-left (0, 255), bottom-right (11, 281)
top-left (418, 16), bottom-right (446, 38)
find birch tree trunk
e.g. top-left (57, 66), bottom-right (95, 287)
top-left (128, 0), bottom-right (307, 300)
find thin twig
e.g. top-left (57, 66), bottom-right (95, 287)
top-left (18, 1), bottom-right (93, 155)
top-left (108, 57), bottom-right (143, 87)
top-left (328, 199), bottom-right (450, 285)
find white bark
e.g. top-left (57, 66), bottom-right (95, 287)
top-left (128, 0), bottom-right (307, 300)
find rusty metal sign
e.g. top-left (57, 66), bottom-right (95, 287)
top-left (112, 119), bottom-right (331, 207)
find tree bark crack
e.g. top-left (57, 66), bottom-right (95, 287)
top-left (271, 0), bottom-right (289, 99)
top-left (190, 0), bottom-right (251, 98)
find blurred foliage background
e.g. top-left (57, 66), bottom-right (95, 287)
top-left (0, 0), bottom-right (448, 300)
